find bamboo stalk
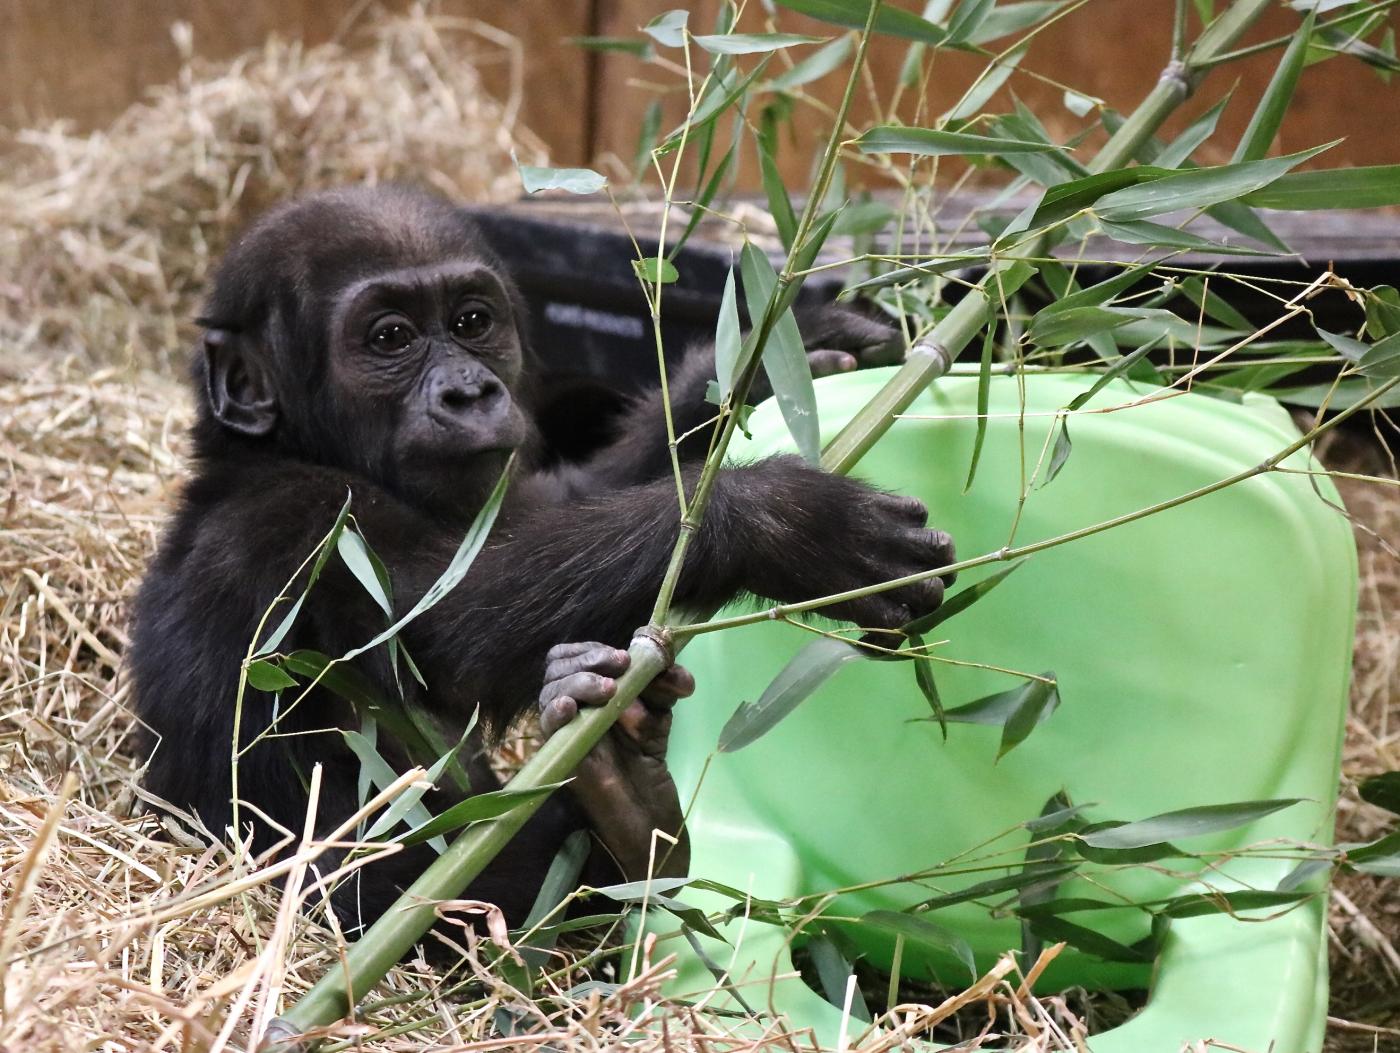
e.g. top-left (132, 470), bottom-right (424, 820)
top-left (262, 1), bottom-right (1280, 1046)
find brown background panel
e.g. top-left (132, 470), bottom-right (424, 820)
top-left (0, 0), bottom-right (595, 163)
top-left (2, 1), bottom-right (1397, 188)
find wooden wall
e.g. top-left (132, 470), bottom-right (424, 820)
top-left (2, 1), bottom-right (1397, 188)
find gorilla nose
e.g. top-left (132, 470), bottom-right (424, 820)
top-left (435, 376), bottom-right (502, 416)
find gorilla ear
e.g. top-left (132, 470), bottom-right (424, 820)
top-left (203, 328), bottom-right (277, 437)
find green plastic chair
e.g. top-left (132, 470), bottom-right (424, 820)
top-left (659, 370), bottom-right (1355, 1051)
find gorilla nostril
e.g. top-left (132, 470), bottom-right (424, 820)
top-left (440, 386), bottom-right (475, 412)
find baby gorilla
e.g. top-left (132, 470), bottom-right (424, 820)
top-left (129, 185), bottom-right (954, 939)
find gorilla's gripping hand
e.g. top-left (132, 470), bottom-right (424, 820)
top-left (538, 643), bottom-right (693, 881)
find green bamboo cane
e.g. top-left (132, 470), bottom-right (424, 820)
top-left (261, 1), bottom-right (1278, 1046)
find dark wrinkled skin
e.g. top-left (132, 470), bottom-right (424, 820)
top-left (128, 185), bottom-right (954, 939)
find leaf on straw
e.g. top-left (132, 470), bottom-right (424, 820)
top-left (945, 0), bottom-right (994, 44)
top-left (692, 33), bottom-right (827, 54)
top-left (758, 139), bottom-right (798, 250)
top-left (1316, 328), bottom-right (1368, 362)
top-left (1096, 218), bottom-right (1278, 256)
top-left (1359, 771), bottom-right (1400, 815)
top-left (719, 636), bottom-right (865, 752)
top-left (1079, 799), bottom-right (1302, 850)
top-left (714, 269), bottom-right (742, 402)
top-left (963, 322), bottom-right (996, 492)
top-left (857, 126), bottom-right (1065, 157)
top-left (1158, 888), bottom-right (1308, 919)
top-left (516, 163), bottom-right (608, 195)
top-left (1026, 916), bottom-right (1155, 963)
top-left (1358, 332), bottom-right (1400, 377)
top-left (998, 676), bottom-right (1060, 759)
top-left (342, 729), bottom-right (446, 852)
top-left (337, 528), bottom-right (393, 618)
top-left (739, 242), bottom-right (820, 463)
top-left (1366, 286), bottom-right (1400, 339)
top-left (861, 910), bottom-right (977, 979)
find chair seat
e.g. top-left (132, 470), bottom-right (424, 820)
top-left (660, 370), bottom-right (1354, 1051)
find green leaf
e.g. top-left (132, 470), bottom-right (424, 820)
top-left (1156, 94), bottom-right (1232, 169)
top-left (1347, 829), bottom-right (1400, 876)
top-left (945, 0), bottom-right (994, 44)
top-left (670, 141), bottom-right (737, 257)
top-left (857, 125), bottom-right (1066, 157)
top-left (1359, 771), bottom-right (1400, 815)
top-left (903, 560), bottom-right (1026, 635)
top-left (1044, 419), bottom-right (1072, 484)
top-left (1158, 888), bottom-right (1308, 919)
top-left (1316, 328), bottom-right (1368, 362)
top-left (1241, 164), bottom-right (1400, 210)
top-left (337, 529), bottom-right (393, 618)
top-left (970, 1), bottom-right (1067, 43)
top-left (963, 322), bottom-right (996, 492)
top-left (739, 242), bottom-right (820, 463)
top-left (254, 491), bottom-right (352, 656)
top-left (517, 163), bottom-right (608, 195)
top-left (1093, 145), bottom-right (1333, 222)
top-left (657, 59), bottom-right (772, 154)
top-left (1062, 89), bottom-right (1097, 117)
top-left (932, 675), bottom-right (1057, 734)
top-left (766, 35), bottom-right (854, 91)
top-left (1233, 7), bottom-right (1315, 163)
top-left (758, 139), bottom-right (798, 250)
top-left (633, 99), bottom-right (663, 176)
top-left (805, 936), bottom-right (872, 1020)
top-left (914, 863), bottom-right (1078, 912)
top-left (642, 9), bottom-right (688, 47)
top-left (907, 635), bottom-right (946, 732)
top-left (342, 729), bottom-right (445, 852)
top-left (1031, 166), bottom-right (1172, 227)
top-left (829, 199), bottom-right (895, 237)
top-left (1027, 916), bottom-right (1155, 963)
top-left (943, 40), bottom-right (1028, 122)
top-left (693, 33), bottom-right (827, 54)
top-left (343, 458), bottom-right (510, 661)
top-left (1096, 218), bottom-right (1278, 256)
top-left (1080, 799), bottom-right (1302, 850)
top-left (998, 675), bottom-right (1060, 759)
top-left (364, 726), bottom-right (473, 846)
top-left (715, 269), bottom-right (742, 402)
top-left (719, 636), bottom-right (864, 752)
top-left (246, 659), bottom-right (298, 693)
top-left (1366, 286), bottom-right (1400, 339)
top-left (1029, 306), bottom-right (1135, 348)
top-left (1358, 332), bottom-right (1400, 378)
top-left (860, 910), bottom-right (976, 979)
top-left (1177, 276), bottom-right (1253, 332)
top-left (774, 0), bottom-right (949, 44)
top-left (399, 783), bottom-right (568, 846)
top-left (569, 36), bottom-right (653, 57)
top-left (632, 256), bottom-right (680, 285)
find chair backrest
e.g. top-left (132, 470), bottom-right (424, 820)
top-left (670, 370), bottom-right (1356, 989)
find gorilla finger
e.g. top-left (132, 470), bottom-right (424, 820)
top-left (855, 335), bottom-right (907, 369)
top-left (643, 663), bottom-right (695, 703)
top-left (806, 349), bottom-right (859, 378)
top-left (540, 696), bottom-right (579, 737)
top-left (546, 642), bottom-right (595, 662)
top-left (872, 491), bottom-right (929, 527)
top-left (913, 528), bottom-right (958, 585)
top-left (542, 671), bottom-right (616, 708)
top-left (899, 576), bottom-right (946, 622)
top-left (616, 698), bottom-right (672, 742)
top-left (545, 645), bottom-right (628, 684)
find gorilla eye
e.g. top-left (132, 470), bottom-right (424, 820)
top-left (451, 306), bottom-right (493, 341)
top-left (369, 319), bottom-right (415, 353)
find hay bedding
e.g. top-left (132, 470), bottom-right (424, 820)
top-left (1, 8), bottom-right (1399, 1053)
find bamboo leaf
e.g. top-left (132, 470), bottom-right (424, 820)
top-left (913, 863), bottom-right (1078, 911)
top-left (516, 164), bottom-right (608, 196)
top-left (1177, 276), bottom-right (1253, 332)
top-left (399, 783), bottom-right (569, 846)
top-left (1027, 915), bottom-right (1155, 963)
top-left (903, 560), bottom-right (1026, 635)
top-left (1094, 145), bottom-right (1333, 222)
top-left (1044, 419), bottom-right (1072, 484)
top-left (693, 33), bottom-right (826, 54)
top-left (1029, 306), bottom-right (1135, 347)
top-left (1233, 7), bottom-right (1315, 163)
top-left (342, 729), bottom-right (446, 852)
top-left (246, 659), bottom-right (297, 693)
top-left (971, 1), bottom-right (1068, 43)
top-left (739, 242), bottom-right (820, 463)
top-left (1366, 286), bottom-right (1400, 339)
top-left (1241, 164), bottom-right (1400, 209)
top-left (642, 9), bottom-right (688, 47)
top-left (907, 635), bottom-right (946, 733)
top-left (569, 36), bottom-right (653, 57)
top-left (861, 910), bottom-right (976, 979)
top-left (632, 256), bottom-right (680, 285)
top-left (1158, 888), bottom-right (1308, 919)
top-left (715, 269), bottom-right (742, 402)
top-left (1080, 799), bottom-right (1302, 850)
top-left (254, 491), bottom-right (352, 656)
top-left (1316, 328), bottom-right (1368, 362)
top-left (719, 636), bottom-right (864, 752)
top-left (945, 0), bottom-right (994, 44)
top-left (998, 676), bottom-right (1060, 758)
top-left (1359, 771), bottom-right (1400, 815)
top-left (1097, 218), bottom-right (1277, 256)
top-left (943, 40), bottom-right (1028, 122)
top-left (337, 529), bottom-right (393, 619)
top-left (774, 0), bottom-right (949, 44)
top-left (857, 126), bottom-right (1066, 157)
top-left (766, 35), bottom-right (855, 90)
top-left (758, 138), bottom-right (798, 250)
top-left (962, 321), bottom-right (996, 492)
top-left (1030, 166), bottom-right (1172, 227)
top-left (1156, 94), bottom-right (1232, 169)
top-left (1357, 332), bottom-right (1400, 377)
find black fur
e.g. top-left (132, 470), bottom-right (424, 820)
top-left (129, 185), bottom-right (953, 937)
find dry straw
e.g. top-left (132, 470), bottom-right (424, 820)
top-left (1, 4), bottom-right (1398, 1051)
